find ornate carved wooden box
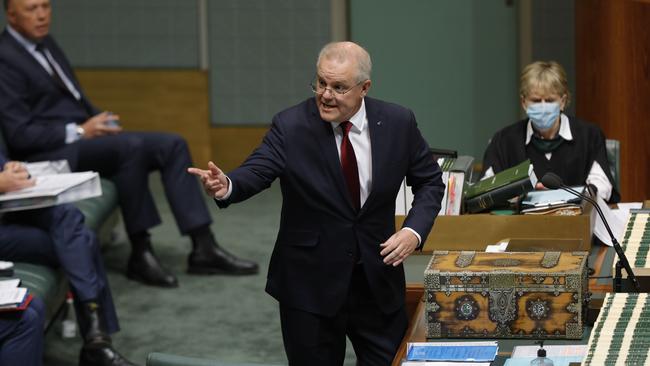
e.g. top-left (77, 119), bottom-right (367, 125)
top-left (424, 250), bottom-right (589, 339)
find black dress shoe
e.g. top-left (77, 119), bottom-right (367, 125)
top-left (187, 244), bottom-right (259, 275)
top-left (79, 342), bottom-right (139, 366)
top-left (78, 301), bottom-right (140, 366)
top-left (127, 249), bottom-right (178, 288)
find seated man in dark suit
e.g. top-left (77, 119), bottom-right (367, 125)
top-left (0, 297), bottom-right (45, 366)
top-left (0, 153), bottom-right (138, 365)
top-left (0, 0), bottom-right (258, 288)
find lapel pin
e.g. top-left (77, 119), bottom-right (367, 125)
top-left (377, 121), bottom-right (382, 126)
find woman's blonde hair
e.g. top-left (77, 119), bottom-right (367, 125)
top-left (520, 61), bottom-right (571, 107)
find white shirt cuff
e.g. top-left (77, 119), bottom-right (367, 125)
top-left (401, 227), bottom-right (422, 246)
top-left (65, 123), bottom-right (80, 144)
top-left (586, 161), bottom-right (613, 201)
top-left (214, 175), bottom-right (233, 201)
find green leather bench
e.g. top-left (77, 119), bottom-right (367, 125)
top-left (146, 353), bottom-right (283, 366)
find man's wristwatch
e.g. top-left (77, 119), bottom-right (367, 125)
top-left (76, 125), bottom-right (85, 138)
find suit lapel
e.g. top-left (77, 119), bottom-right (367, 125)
top-left (3, 32), bottom-right (52, 81)
top-left (308, 100), bottom-right (358, 213)
top-left (3, 32), bottom-right (75, 96)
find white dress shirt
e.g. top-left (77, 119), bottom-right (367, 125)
top-left (221, 98), bottom-right (421, 244)
top-left (329, 99), bottom-right (421, 244)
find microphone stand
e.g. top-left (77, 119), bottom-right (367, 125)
top-left (560, 185), bottom-right (640, 292)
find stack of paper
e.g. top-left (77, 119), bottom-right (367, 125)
top-left (520, 187), bottom-right (583, 215)
top-left (0, 279), bottom-right (31, 311)
top-left (402, 341), bottom-right (498, 365)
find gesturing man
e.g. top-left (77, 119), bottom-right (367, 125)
top-left (189, 42), bottom-right (444, 365)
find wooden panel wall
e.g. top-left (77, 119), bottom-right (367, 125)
top-left (575, 0), bottom-right (650, 201)
top-left (210, 127), bottom-right (268, 172)
top-left (76, 69), bottom-right (212, 167)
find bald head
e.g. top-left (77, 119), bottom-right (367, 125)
top-left (317, 41), bottom-right (372, 83)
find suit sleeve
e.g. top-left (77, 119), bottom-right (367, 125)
top-left (215, 114), bottom-right (286, 208)
top-left (0, 59), bottom-right (67, 152)
top-left (402, 110), bottom-right (445, 247)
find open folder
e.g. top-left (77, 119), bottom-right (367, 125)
top-left (0, 171), bottom-right (102, 212)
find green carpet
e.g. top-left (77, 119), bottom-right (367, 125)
top-left (42, 174), bottom-right (362, 365)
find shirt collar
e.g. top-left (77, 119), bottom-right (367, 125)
top-left (525, 113), bottom-right (573, 145)
top-left (6, 25), bottom-right (38, 53)
top-left (333, 98), bottom-right (367, 133)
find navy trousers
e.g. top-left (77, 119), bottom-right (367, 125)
top-left (279, 265), bottom-right (408, 366)
top-left (0, 205), bottom-right (119, 335)
top-left (0, 297), bottom-right (45, 366)
top-left (26, 131), bottom-right (212, 236)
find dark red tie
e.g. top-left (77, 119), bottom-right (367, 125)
top-left (339, 121), bottom-right (360, 211)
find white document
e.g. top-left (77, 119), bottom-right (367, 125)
top-left (593, 195), bottom-right (624, 247)
top-left (511, 344), bottom-right (588, 358)
top-left (485, 240), bottom-right (509, 253)
top-left (23, 159), bottom-right (71, 176)
top-left (0, 279), bottom-right (21, 291)
top-left (611, 202), bottom-right (643, 233)
top-left (0, 278), bottom-right (25, 308)
top-left (0, 171), bottom-right (102, 212)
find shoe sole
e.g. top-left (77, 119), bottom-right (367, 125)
top-left (126, 271), bottom-right (179, 288)
top-left (186, 266), bottom-right (259, 275)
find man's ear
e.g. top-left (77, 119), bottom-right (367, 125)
top-left (360, 80), bottom-right (371, 97)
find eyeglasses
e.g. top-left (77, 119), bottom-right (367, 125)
top-left (310, 78), bottom-right (365, 96)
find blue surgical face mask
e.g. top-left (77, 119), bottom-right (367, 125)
top-left (526, 102), bottom-right (561, 131)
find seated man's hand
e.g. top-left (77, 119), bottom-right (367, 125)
top-left (0, 162), bottom-right (34, 193)
top-left (80, 111), bottom-right (122, 138)
top-left (187, 161), bottom-right (229, 199)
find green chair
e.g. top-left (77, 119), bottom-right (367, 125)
top-left (605, 139), bottom-right (620, 191)
top-left (146, 353), bottom-right (284, 366)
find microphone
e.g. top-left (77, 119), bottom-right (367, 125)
top-left (540, 172), bottom-right (640, 292)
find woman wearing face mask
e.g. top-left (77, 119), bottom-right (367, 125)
top-left (480, 61), bottom-right (620, 203)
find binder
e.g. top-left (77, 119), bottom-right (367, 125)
top-left (0, 171), bottom-right (102, 212)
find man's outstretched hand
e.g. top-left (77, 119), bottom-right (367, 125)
top-left (187, 161), bottom-right (229, 199)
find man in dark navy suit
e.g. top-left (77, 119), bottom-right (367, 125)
top-left (0, 151), bottom-right (137, 365)
top-left (190, 42), bottom-right (444, 365)
top-left (0, 0), bottom-right (258, 288)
